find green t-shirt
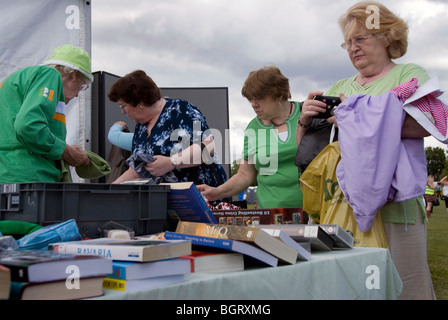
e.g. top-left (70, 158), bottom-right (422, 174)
top-left (0, 65), bottom-right (67, 183)
top-left (326, 63), bottom-right (430, 224)
top-left (242, 101), bottom-right (303, 209)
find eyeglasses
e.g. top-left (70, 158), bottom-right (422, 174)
top-left (80, 83), bottom-right (89, 91)
top-left (118, 103), bottom-right (128, 110)
top-left (340, 34), bottom-right (372, 50)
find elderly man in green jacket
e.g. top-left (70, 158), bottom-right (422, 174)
top-left (0, 45), bottom-right (93, 183)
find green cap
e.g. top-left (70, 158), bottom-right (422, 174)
top-left (43, 44), bottom-right (93, 83)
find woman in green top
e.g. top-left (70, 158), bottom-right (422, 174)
top-left (0, 45), bottom-right (93, 183)
top-left (297, 1), bottom-right (435, 300)
top-left (198, 65), bottom-right (303, 209)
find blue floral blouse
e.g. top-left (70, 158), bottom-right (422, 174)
top-left (132, 98), bottom-right (227, 187)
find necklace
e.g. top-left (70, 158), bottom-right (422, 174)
top-left (272, 102), bottom-right (293, 127)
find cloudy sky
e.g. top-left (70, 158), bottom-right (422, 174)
top-left (90, 0), bottom-right (448, 160)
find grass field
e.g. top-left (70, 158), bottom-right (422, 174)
top-left (427, 203), bottom-right (448, 300)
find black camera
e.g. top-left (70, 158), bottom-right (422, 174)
top-left (313, 95), bottom-right (341, 119)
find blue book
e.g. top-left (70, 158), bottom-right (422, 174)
top-left (161, 182), bottom-right (218, 224)
top-left (164, 231), bottom-right (278, 267)
top-left (108, 259), bottom-right (191, 280)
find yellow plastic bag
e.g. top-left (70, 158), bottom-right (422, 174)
top-left (300, 142), bottom-right (388, 248)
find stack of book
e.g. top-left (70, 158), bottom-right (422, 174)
top-left (159, 182), bottom-right (352, 255)
top-left (164, 220), bottom-right (312, 267)
top-left (0, 250), bottom-right (112, 300)
top-left (49, 238), bottom-right (193, 292)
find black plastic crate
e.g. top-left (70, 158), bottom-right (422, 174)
top-left (0, 182), bottom-right (170, 239)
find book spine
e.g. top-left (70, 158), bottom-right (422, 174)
top-left (176, 221), bottom-right (258, 242)
top-left (164, 231), bottom-right (234, 251)
top-left (51, 244), bottom-right (143, 262)
top-left (7, 266), bottom-right (30, 282)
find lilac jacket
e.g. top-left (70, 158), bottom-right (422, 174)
top-left (334, 92), bottom-right (427, 232)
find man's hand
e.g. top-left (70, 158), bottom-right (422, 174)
top-left (62, 144), bottom-right (90, 167)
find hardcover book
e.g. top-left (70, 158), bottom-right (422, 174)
top-left (0, 250), bottom-right (112, 283)
top-left (179, 251), bottom-right (244, 273)
top-left (174, 221), bottom-right (298, 264)
top-left (258, 224), bottom-right (334, 251)
top-left (164, 231), bottom-right (278, 267)
top-left (103, 274), bottom-right (185, 292)
top-left (107, 259), bottom-right (191, 281)
top-left (9, 276), bottom-right (105, 300)
top-left (161, 182), bottom-right (218, 224)
top-left (49, 238), bottom-right (192, 262)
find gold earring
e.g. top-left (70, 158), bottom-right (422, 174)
top-left (139, 104), bottom-right (144, 109)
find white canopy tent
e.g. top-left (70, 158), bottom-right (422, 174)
top-left (1, 1), bottom-right (91, 154)
top-left (0, 0), bottom-right (92, 181)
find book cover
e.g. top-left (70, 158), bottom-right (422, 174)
top-left (260, 228), bottom-right (311, 261)
top-left (103, 274), bottom-right (185, 292)
top-left (160, 182), bottom-right (218, 224)
top-left (9, 276), bottom-right (105, 300)
top-left (107, 259), bottom-right (191, 281)
top-left (49, 238), bottom-right (192, 262)
top-left (179, 251), bottom-right (244, 273)
top-left (164, 231), bottom-right (278, 267)
top-left (258, 224), bottom-right (334, 251)
top-left (175, 221), bottom-right (298, 264)
top-left (212, 208), bottom-right (308, 225)
top-left (0, 250), bottom-right (112, 283)
top-left (319, 225), bottom-right (354, 248)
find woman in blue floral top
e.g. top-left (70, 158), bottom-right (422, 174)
top-left (108, 70), bottom-right (227, 187)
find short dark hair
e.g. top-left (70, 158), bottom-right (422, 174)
top-left (241, 65), bottom-right (291, 102)
top-left (108, 70), bottom-right (162, 106)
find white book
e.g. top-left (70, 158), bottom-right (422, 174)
top-left (261, 228), bottom-right (311, 261)
top-left (49, 238), bottom-right (191, 262)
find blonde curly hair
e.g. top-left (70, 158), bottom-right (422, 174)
top-left (338, 1), bottom-right (409, 59)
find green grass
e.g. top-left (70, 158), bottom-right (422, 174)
top-left (427, 204), bottom-right (448, 300)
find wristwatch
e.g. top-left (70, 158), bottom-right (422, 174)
top-left (170, 155), bottom-right (178, 169)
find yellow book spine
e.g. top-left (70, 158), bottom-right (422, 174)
top-left (102, 278), bottom-right (126, 291)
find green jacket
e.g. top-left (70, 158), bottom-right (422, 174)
top-left (0, 65), bottom-right (67, 183)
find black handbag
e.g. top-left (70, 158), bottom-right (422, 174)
top-left (295, 118), bottom-right (337, 174)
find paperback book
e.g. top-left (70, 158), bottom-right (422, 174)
top-left (175, 221), bottom-right (298, 264)
top-left (9, 276), bottom-right (105, 300)
top-left (260, 228), bottom-right (311, 261)
top-left (179, 251), bottom-right (244, 273)
top-left (160, 182), bottom-right (218, 224)
top-left (319, 225), bottom-right (354, 248)
top-left (164, 231), bottom-right (278, 267)
top-left (103, 274), bottom-right (185, 292)
top-left (107, 259), bottom-right (191, 281)
top-left (258, 224), bottom-right (334, 251)
top-left (49, 238), bottom-right (192, 262)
